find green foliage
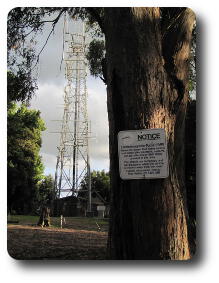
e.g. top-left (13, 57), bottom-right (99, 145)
top-left (86, 39), bottom-right (105, 78)
top-left (7, 7), bottom-right (39, 102)
top-left (7, 70), bottom-right (37, 104)
top-left (35, 175), bottom-right (54, 206)
top-left (84, 8), bottom-right (104, 37)
top-left (7, 102), bottom-right (46, 214)
top-left (7, 7), bottom-right (65, 102)
top-left (79, 170), bottom-right (110, 203)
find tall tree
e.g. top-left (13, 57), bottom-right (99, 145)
top-left (7, 103), bottom-right (45, 214)
top-left (103, 8), bottom-right (195, 260)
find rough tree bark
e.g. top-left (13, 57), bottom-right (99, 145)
top-left (104, 7), bottom-right (195, 260)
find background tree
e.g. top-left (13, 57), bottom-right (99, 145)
top-left (33, 175), bottom-right (54, 212)
top-left (7, 8), bottom-right (69, 103)
top-left (7, 102), bottom-right (45, 214)
top-left (78, 170), bottom-right (110, 203)
top-left (86, 39), bottom-right (106, 82)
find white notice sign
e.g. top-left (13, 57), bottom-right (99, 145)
top-left (118, 128), bottom-right (169, 180)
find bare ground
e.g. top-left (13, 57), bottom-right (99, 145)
top-left (7, 224), bottom-right (108, 260)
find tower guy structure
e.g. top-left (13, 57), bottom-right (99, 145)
top-left (54, 19), bottom-right (92, 213)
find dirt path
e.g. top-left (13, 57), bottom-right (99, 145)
top-left (8, 225), bottom-right (107, 260)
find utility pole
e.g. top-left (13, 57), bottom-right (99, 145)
top-left (53, 18), bottom-right (92, 215)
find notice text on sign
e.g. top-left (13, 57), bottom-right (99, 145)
top-left (118, 128), bottom-right (169, 180)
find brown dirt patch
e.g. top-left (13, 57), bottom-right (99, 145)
top-left (7, 224), bottom-right (107, 260)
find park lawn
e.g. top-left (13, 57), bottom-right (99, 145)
top-left (7, 215), bottom-right (109, 232)
top-left (7, 215), bottom-right (109, 260)
top-left (7, 224), bottom-right (108, 260)
top-left (7, 214), bottom-right (38, 224)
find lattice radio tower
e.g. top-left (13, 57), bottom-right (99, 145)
top-left (53, 18), bottom-right (92, 212)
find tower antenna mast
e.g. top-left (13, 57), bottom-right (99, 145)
top-left (53, 17), bottom-right (92, 214)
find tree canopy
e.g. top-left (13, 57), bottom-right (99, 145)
top-left (7, 95), bottom-right (46, 214)
top-left (35, 175), bottom-right (54, 204)
top-left (78, 170), bottom-right (110, 203)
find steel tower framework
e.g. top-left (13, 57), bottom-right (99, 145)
top-left (54, 21), bottom-right (92, 211)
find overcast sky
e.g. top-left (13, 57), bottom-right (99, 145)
top-left (29, 15), bottom-right (109, 176)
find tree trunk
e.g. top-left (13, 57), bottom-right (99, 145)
top-left (37, 205), bottom-right (50, 227)
top-left (104, 7), bottom-right (195, 260)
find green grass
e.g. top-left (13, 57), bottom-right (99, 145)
top-left (7, 215), bottom-right (39, 224)
top-left (7, 215), bottom-right (109, 232)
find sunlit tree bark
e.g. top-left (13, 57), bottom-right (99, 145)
top-left (104, 7), bottom-right (195, 260)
